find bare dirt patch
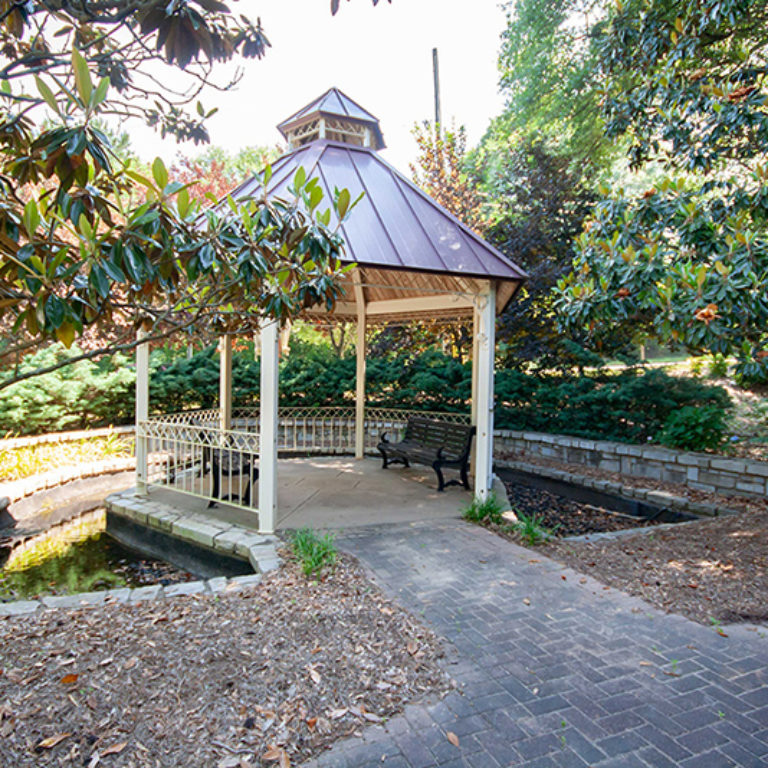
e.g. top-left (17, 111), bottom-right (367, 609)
top-left (0, 553), bottom-right (450, 767)
top-left (546, 510), bottom-right (768, 627)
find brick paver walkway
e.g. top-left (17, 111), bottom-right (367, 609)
top-left (306, 520), bottom-right (768, 768)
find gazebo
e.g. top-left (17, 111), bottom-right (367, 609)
top-left (133, 88), bottom-right (526, 535)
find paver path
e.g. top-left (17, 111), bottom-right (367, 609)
top-left (307, 520), bottom-right (768, 768)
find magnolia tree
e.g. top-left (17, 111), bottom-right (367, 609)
top-left (0, 2), bottom-right (379, 388)
top-left (554, 0), bottom-right (768, 382)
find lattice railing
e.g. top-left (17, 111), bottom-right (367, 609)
top-left (139, 419), bottom-right (259, 512)
top-left (137, 407), bottom-right (471, 507)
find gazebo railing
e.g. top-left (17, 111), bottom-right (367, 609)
top-left (140, 418), bottom-right (260, 512)
top-left (138, 406), bottom-right (470, 508)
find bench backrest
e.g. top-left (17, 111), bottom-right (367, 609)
top-left (404, 417), bottom-right (475, 458)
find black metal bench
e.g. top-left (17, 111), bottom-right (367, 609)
top-left (377, 417), bottom-right (475, 492)
top-left (200, 432), bottom-right (259, 508)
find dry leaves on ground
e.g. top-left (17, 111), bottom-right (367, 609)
top-left (0, 553), bottom-right (451, 767)
top-left (548, 509), bottom-right (768, 626)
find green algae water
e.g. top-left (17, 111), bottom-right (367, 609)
top-left (0, 510), bottom-right (192, 602)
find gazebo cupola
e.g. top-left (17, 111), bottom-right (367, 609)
top-left (277, 87), bottom-right (386, 151)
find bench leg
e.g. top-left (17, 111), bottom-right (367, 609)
top-left (379, 448), bottom-right (389, 469)
top-left (460, 463), bottom-right (470, 490)
top-left (208, 466), bottom-right (220, 508)
top-left (433, 461), bottom-right (446, 492)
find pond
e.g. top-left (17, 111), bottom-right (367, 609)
top-left (0, 510), bottom-right (194, 602)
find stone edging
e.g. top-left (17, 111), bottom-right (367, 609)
top-left (0, 424), bottom-right (134, 451)
top-left (4, 456), bottom-right (136, 504)
top-left (496, 458), bottom-right (740, 518)
top-left (0, 572), bottom-right (264, 618)
top-left (105, 488), bottom-right (281, 574)
top-left (494, 429), bottom-right (768, 500)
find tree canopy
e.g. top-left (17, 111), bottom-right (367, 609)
top-left (554, 0), bottom-right (768, 382)
top-left (0, 2), bottom-right (377, 387)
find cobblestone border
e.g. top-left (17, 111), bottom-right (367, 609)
top-left (496, 458), bottom-right (740, 518)
top-left (0, 490), bottom-right (282, 618)
top-left (105, 488), bottom-right (281, 574)
top-left (0, 572), bottom-right (264, 617)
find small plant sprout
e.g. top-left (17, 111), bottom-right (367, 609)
top-left (512, 511), bottom-right (555, 546)
top-left (290, 527), bottom-right (338, 578)
top-left (461, 493), bottom-right (504, 525)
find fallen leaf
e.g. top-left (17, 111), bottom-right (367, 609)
top-left (37, 733), bottom-right (72, 750)
top-left (306, 716), bottom-right (317, 731)
top-left (60, 674), bottom-right (79, 685)
top-left (446, 731), bottom-right (460, 747)
top-left (307, 666), bottom-right (321, 685)
top-left (101, 742), bottom-right (127, 757)
top-left (406, 640), bottom-right (418, 656)
top-left (123, 657), bottom-right (138, 671)
top-left (639, 661), bottom-right (653, 667)
top-left (328, 708), bottom-right (347, 720)
top-left (523, 598), bottom-right (531, 606)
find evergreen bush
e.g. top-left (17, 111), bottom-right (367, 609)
top-left (1, 345), bottom-right (731, 447)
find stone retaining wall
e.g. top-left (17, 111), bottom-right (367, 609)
top-left (0, 424), bottom-right (134, 451)
top-left (494, 430), bottom-right (768, 500)
top-left (4, 457), bottom-right (136, 503)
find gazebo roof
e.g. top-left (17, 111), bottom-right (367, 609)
top-left (229, 91), bottom-right (527, 321)
top-left (277, 87), bottom-right (386, 150)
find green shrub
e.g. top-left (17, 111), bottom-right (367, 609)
top-left (0, 345), bottom-right (135, 436)
top-left (462, 493), bottom-right (504, 525)
top-left (290, 527), bottom-right (337, 577)
top-left (657, 405), bottom-right (728, 452)
top-left (706, 354), bottom-right (729, 378)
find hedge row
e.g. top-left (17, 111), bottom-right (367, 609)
top-left (0, 345), bottom-right (730, 448)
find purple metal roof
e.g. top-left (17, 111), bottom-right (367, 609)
top-left (230, 141), bottom-right (527, 289)
top-left (277, 87), bottom-right (386, 150)
top-left (278, 87), bottom-right (380, 130)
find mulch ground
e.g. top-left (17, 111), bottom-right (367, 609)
top-left (546, 509), bottom-right (768, 627)
top-left (0, 552), bottom-right (451, 767)
top-left (501, 483), bottom-right (664, 537)
top-left (493, 464), bottom-right (768, 627)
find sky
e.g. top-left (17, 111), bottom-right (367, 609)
top-left (128, 0), bottom-right (509, 174)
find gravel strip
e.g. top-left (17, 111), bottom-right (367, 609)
top-left (0, 552), bottom-right (451, 767)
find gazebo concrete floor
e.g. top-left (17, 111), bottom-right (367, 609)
top-left (147, 456), bottom-right (470, 532)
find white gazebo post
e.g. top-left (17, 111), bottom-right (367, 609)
top-left (354, 272), bottom-right (367, 459)
top-left (135, 327), bottom-right (150, 495)
top-left (473, 282), bottom-right (496, 500)
top-left (259, 319), bottom-right (279, 534)
top-left (219, 335), bottom-right (233, 432)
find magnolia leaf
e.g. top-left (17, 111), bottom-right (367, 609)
top-left (92, 76), bottom-right (110, 107)
top-left (72, 48), bottom-right (92, 105)
top-left (101, 742), bottom-right (127, 756)
top-left (56, 323), bottom-right (76, 348)
top-left (37, 732), bottom-right (72, 749)
top-left (446, 731), bottom-right (460, 747)
top-left (152, 157), bottom-right (169, 190)
top-left (34, 76), bottom-right (60, 114)
top-left (336, 188), bottom-right (351, 220)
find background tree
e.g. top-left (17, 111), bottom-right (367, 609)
top-left (410, 121), bottom-right (486, 235)
top-left (498, 0), bottom-right (613, 172)
top-left (555, 0), bottom-right (768, 383)
top-left (170, 145), bottom-right (283, 203)
top-left (472, 135), bottom-right (602, 369)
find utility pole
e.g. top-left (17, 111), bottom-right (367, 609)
top-left (432, 47), bottom-right (442, 130)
